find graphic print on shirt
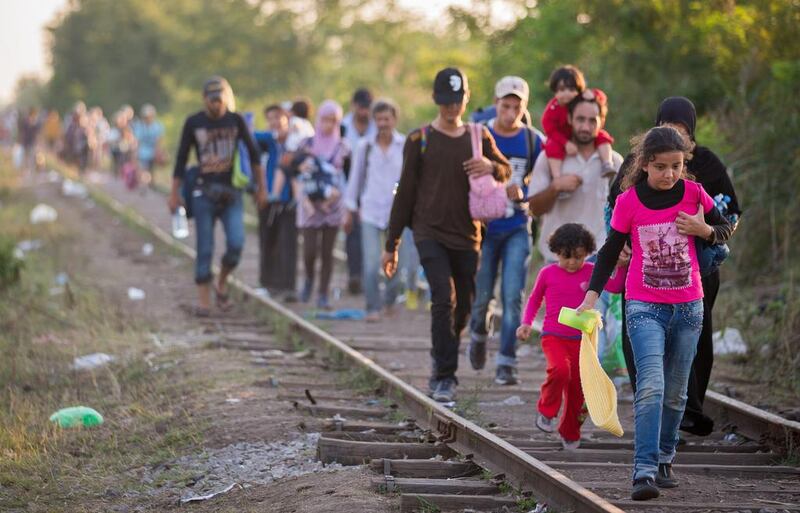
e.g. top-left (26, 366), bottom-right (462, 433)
top-left (638, 222), bottom-right (692, 289)
top-left (194, 126), bottom-right (239, 174)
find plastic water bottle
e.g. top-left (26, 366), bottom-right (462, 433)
top-left (172, 206), bottom-right (189, 239)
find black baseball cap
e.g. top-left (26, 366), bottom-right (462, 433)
top-left (203, 76), bottom-right (229, 100)
top-left (433, 67), bottom-right (468, 105)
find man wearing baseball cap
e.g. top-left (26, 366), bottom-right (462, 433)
top-left (383, 67), bottom-right (511, 402)
top-left (169, 76), bottom-right (267, 316)
top-left (467, 76), bottom-right (545, 386)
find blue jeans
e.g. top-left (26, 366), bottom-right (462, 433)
top-left (469, 225), bottom-right (530, 367)
top-left (398, 228), bottom-right (420, 293)
top-left (192, 188), bottom-right (245, 284)
top-left (362, 222), bottom-right (399, 313)
top-left (626, 299), bottom-right (703, 481)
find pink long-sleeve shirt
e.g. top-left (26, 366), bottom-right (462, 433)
top-left (522, 262), bottom-right (625, 339)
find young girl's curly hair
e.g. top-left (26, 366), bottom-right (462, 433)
top-left (621, 126), bottom-right (692, 191)
top-left (548, 223), bottom-right (596, 258)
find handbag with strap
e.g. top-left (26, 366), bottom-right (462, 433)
top-left (466, 123), bottom-right (507, 222)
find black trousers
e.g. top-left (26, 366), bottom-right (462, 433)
top-left (258, 202), bottom-right (298, 292)
top-left (621, 270), bottom-right (720, 427)
top-left (416, 239), bottom-right (479, 382)
top-left (346, 217), bottom-right (363, 286)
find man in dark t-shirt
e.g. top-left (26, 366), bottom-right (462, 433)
top-left (383, 68), bottom-right (511, 403)
top-left (169, 76), bottom-right (266, 316)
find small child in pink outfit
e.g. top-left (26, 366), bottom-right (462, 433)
top-left (541, 65), bottom-right (616, 181)
top-left (517, 223), bottom-right (625, 450)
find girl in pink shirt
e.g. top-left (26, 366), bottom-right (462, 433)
top-left (577, 126), bottom-right (732, 501)
top-left (517, 223), bottom-right (625, 450)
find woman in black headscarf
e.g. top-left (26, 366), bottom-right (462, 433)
top-left (608, 97), bottom-right (741, 436)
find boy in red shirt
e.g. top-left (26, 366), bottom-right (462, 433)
top-left (541, 65), bottom-right (616, 181)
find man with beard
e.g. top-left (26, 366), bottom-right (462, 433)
top-left (528, 95), bottom-right (623, 263)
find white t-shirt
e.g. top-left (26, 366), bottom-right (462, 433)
top-left (527, 149), bottom-right (623, 262)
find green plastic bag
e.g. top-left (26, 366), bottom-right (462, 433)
top-left (600, 293), bottom-right (627, 377)
top-left (49, 406), bottom-right (104, 428)
top-left (231, 145), bottom-right (252, 190)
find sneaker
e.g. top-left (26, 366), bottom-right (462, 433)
top-left (316, 294), bottom-right (330, 310)
top-left (655, 463), bottom-right (677, 488)
top-left (535, 413), bottom-right (555, 433)
top-left (494, 365), bottom-right (518, 386)
top-left (365, 311), bottom-right (381, 323)
top-left (467, 333), bottom-right (487, 370)
top-left (631, 477), bottom-right (660, 501)
top-left (560, 437), bottom-right (580, 451)
top-left (300, 282), bottom-right (313, 303)
top-left (405, 289), bottom-right (419, 311)
top-left (427, 378), bottom-right (439, 397)
top-left (432, 378), bottom-right (457, 403)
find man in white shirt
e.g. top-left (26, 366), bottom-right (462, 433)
top-left (341, 88), bottom-right (378, 294)
top-left (344, 99), bottom-right (408, 321)
top-left (528, 95), bottom-right (623, 262)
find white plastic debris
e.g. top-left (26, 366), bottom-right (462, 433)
top-left (502, 395), bottom-right (525, 406)
top-left (180, 483), bottom-right (241, 504)
top-left (72, 353), bottom-right (115, 371)
top-left (713, 328), bottom-right (747, 355)
top-left (16, 240), bottom-right (43, 252)
top-left (141, 243), bottom-right (154, 256)
top-left (55, 272), bottom-right (69, 286)
top-left (253, 287), bottom-right (270, 298)
top-left (13, 247), bottom-right (25, 260)
top-left (61, 179), bottom-right (88, 198)
top-left (127, 287), bottom-right (146, 301)
top-left (30, 204), bottom-right (58, 224)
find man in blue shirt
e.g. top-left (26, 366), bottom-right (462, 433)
top-left (254, 104), bottom-right (298, 301)
top-left (468, 76), bottom-right (544, 385)
top-left (134, 104), bottom-right (164, 180)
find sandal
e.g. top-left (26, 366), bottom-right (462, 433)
top-left (180, 303), bottom-right (211, 318)
top-left (215, 289), bottom-right (234, 312)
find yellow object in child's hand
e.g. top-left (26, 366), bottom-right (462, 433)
top-left (558, 307), bottom-right (599, 333)
top-left (575, 310), bottom-right (624, 437)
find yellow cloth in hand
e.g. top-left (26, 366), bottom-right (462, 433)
top-left (578, 310), bottom-right (624, 437)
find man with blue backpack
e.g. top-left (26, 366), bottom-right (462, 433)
top-left (168, 76), bottom-right (266, 316)
top-left (467, 76), bottom-right (545, 385)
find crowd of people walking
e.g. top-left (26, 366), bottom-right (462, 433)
top-left (4, 63), bottom-right (741, 501)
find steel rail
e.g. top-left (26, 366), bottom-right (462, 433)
top-left (56, 164), bottom-right (800, 512)
top-left (68, 173), bottom-right (625, 512)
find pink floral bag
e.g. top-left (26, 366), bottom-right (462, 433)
top-left (467, 123), bottom-right (507, 222)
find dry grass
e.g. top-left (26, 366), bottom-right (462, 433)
top-left (0, 156), bottom-right (205, 511)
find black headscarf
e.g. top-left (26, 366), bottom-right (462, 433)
top-left (655, 97), bottom-right (697, 140)
top-left (609, 96), bottom-right (740, 216)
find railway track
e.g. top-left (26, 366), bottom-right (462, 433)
top-left (56, 168), bottom-right (800, 512)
